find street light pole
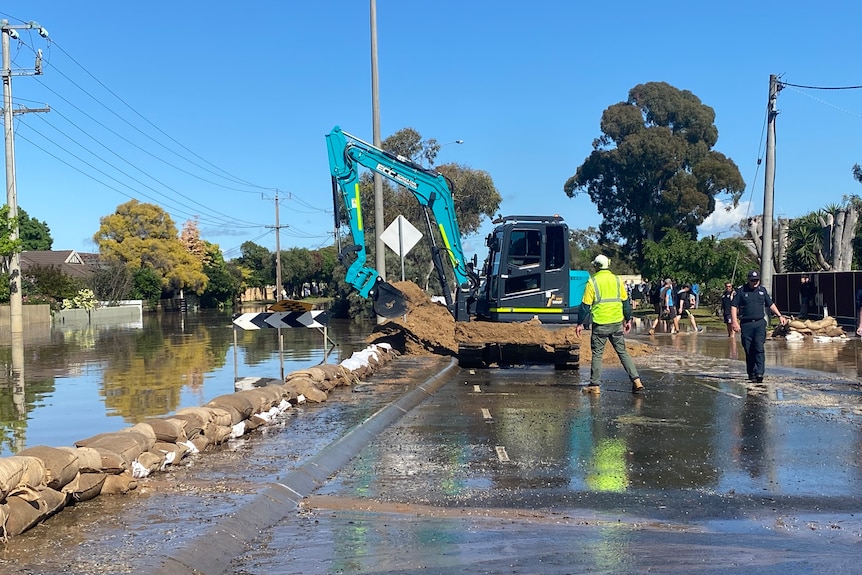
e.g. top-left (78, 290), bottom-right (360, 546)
top-left (370, 0), bottom-right (386, 324)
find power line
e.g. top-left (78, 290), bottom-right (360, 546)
top-left (779, 81), bottom-right (862, 90)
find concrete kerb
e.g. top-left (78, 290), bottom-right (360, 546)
top-left (151, 357), bottom-right (459, 575)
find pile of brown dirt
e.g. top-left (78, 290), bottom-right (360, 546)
top-left (368, 281), bottom-right (656, 365)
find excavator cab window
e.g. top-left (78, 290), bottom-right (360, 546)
top-left (507, 229), bottom-right (542, 267)
top-left (545, 224), bottom-right (566, 271)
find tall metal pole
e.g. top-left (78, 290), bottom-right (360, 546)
top-left (2, 22), bottom-right (22, 334)
top-left (761, 74), bottom-right (780, 293)
top-left (274, 190), bottom-right (285, 381)
top-left (370, 0), bottom-right (386, 324)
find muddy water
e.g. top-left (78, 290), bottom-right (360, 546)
top-left (0, 309), bottom-right (373, 456)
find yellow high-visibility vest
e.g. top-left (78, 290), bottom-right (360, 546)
top-left (587, 270), bottom-right (624, 325)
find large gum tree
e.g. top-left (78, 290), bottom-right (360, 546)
top-left (565, 82), bottom-right (745, 264)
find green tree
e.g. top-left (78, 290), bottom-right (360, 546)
top-left (565, 82), bottom-right (745, 264)
top-left (641, 229), bottom-right (756, 306)
top-left (237, 241), bottom-right (274, 294)
top-left (130, 266), bottom-right (162, 307)
top-left (93, 200), bottom-right (208, 295)
top-left (18, 208), bottom-right (53, 251)
top-left (200, 241), bottom-right (243, 308)
top-left (22, 264), bottom-right (82, 307)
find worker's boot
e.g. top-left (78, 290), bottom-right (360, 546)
top-left (631, 378), bottom-right (645, 394)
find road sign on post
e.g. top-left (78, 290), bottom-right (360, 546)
top-left (232, 310), bottom-right (329, 330)
top-left (381, 215), bottom-right (423, 281)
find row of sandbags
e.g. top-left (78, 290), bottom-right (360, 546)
top-left (774, 315), bottom-right (847, 339)
top-left (0, 342), bottom-right (397, 539)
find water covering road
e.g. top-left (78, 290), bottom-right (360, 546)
top-left (1, 327), bottom-right (861, 574)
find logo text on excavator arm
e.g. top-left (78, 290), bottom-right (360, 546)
top-left (376, 163), bottom-right (418, 190)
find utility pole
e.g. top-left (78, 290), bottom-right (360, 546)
top-left (264, 190), bottom-right (286, 380)
top-left (761, 74), bottom-right (781, 293)
top-left (2, 19), bottom-right (50, 335)
top-left (370, 0), bottom-right (386, 324)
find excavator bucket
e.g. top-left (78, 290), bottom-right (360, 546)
top-left (372, 281), bottom-right (408, 318)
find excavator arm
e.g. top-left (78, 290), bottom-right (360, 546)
top-left (326, 126), bottom-right (476, 319)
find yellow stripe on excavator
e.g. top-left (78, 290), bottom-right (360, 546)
top-left (354, 183), bottom-right (363, 231)
top-left (490, 307), bottom-right (565, 314)
top-left (438, 223), bottom-right (457, 268)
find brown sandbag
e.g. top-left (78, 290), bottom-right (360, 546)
top-left (176, 406), bottom-right (215, 424)
top-left (136, 451), bottom-right (164, 474)
top-left (283, 376), bottom-right (328, 403)
top-left (202, 406), bottom-right (233, 427)
top-left (65, 472), bottom-right (107, 503)
top-left (0, 457), bottom-right (29, 500)
top-left (17, 446), bottom-right (79, 491)
top-left (101, 471), bottom-right (136, 495)
top-left (39, 486), bottom-right (68, 517)
top-left (92, 448), bottom-right (127, 474)
top-left (168, 413), bottom-right (205, 438)
top-left (205, 403), bottom-right (243, 426)
top-left (190, 434), bottom-right (209, 453)
top-left (143, 418), bottom-right (188, 443)
top-left (207, 393), bottom-right (255, 420)
top-left (122, 423), bottom-right (157, 450)
top-left (153, 441), bottom-right (190, 461)
top-left (117, 429), bottom-right (156, 454)
top-left (3, 494), bottom-right (48, 537)
top-left (203, 424), bottom-right (232, 445)
top-left (237, 388), bottom-right (273, 413)
top-left (87, 434), bottom-right (143, 467)
top-left (56, 446), bottom-right (103, 473)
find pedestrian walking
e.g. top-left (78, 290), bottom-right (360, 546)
top-left (649, 278), bottom-right (679, 335)
top-left (721, 281), bottom-right (736, 337)
top-left (575, 254), bottom-right (644, 395)
top-left (730, 270), bottom-right (788, 383)
top-left (799, 275), bottom-right (816, 320)
top-left (677, 284), bottom-right (703, 332)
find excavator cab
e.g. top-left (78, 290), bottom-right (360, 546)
top-left (474, 215), bottom-right (586, 324)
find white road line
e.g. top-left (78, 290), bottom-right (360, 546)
top-left (495, 446), bottom-right (510, 462)
top-left (481, 408), bottom-right (492, 420)
top-left (473, 384), bottom-right (481, 392)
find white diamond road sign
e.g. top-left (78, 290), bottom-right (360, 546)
top-left (381, 214), bottom-right (422, 257)
top-left (232, 311), bottom-right (328, 330)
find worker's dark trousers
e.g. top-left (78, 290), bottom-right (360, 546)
top-left (740, 318), bottom-right (766, 380)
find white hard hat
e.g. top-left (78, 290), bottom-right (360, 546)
top-left (593, 254), bottom-right (610, 269)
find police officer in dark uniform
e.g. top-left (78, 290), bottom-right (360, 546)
top-left (730, 270), bottom-right (788, 383)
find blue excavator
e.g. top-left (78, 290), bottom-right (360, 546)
top-left (326, 126), bottom-right (590, 366)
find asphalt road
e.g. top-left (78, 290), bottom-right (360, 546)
top-left (3, 337), bottom-right (862, 575)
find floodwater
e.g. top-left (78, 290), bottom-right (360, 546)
top-left (2, 314), bottom-right (862, 574)
top-left (0, 308), bottom-right (373, 457)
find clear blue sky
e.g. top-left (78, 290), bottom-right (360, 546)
top-left (2, 1), bottom-right (861, 261)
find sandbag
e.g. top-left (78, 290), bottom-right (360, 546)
top-left (190, 434), bottom-right (209, 453)
top-left (39, 486), bottom-right (68, 518)
top-left (144, 418), bottom-right (188, 443)
top-left (0, 457), bottom-right (28, 500)
top-left (17, 446), bottom-right (79, 491)
top-left (87, 434), bottom-right (144, 466)
top-left (283, 377), bottom-right (328, 403)
top-left (101, 471), bottom-right (136, 495)
top-left (56, 446), bottom-right (103, 473)
top-left (203, 424), bottom-right (232, 445)
top-left (207, 394), bottom-right (255, 420)
top-left (202, 406), bottom-right (233, 427)
top-left (122, 423), bottom-right (157, 449)
top-left (92, 448), bottom-right (127, 474)
top-left (237, 389), bottom-right (273, 413)
top-left (66, 472), bottom-right (107, 503)
top-left (168, 414), bottom-right (205, 438)
top-left (3, 494), bottom-right (48, 537)
top-left (153, 441), bottom-right (189, 461)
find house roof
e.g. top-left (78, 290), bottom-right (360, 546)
top-left (20, 250), bottom-right (100, 279)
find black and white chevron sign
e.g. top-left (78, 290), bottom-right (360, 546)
top-left (232, 310), bottom-right (329, 330)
